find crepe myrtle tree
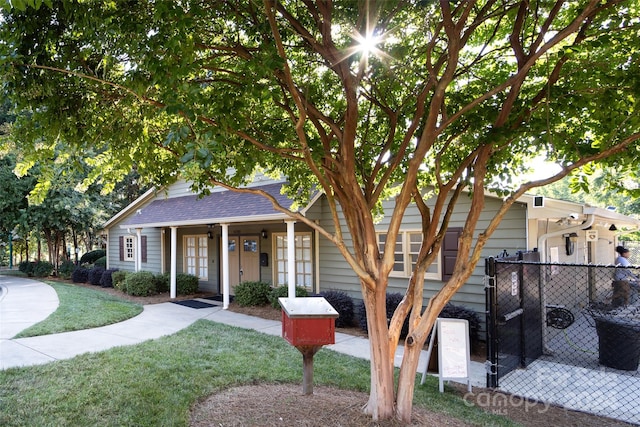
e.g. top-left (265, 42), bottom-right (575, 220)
top-left (2, 0), bottom-right (639, 421)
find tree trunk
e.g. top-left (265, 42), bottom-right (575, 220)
top-left (395, 337), bottom-right (425, 422)
top-left (84, 230), bottom-right (93, 251)
top-left (72, 229), bottom-right (79, 264)
top-left (362, 284), bottom-right (396, 420)
top-left (395, 301), bottom-right (442, 422)
top-left (44, 228), bottom-right (54, 264)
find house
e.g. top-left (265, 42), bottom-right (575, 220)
top-left (103, 176), bottom-right (640, 314)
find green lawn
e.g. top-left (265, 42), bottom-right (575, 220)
top-left (0, 320), bottom-right (516, 426)
top-left (13, 281), bottom-right (142, 338)
top-left (1, 279), bottom-right (515, 426)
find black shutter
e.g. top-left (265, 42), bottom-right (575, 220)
top-left (141, 236), bottom-right (147, 263)
top-left (119, 236), bottom-right (124, 261)
top-left (442, 227), bottom-right (462, 281)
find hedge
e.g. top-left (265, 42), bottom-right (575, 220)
top-left (79, 249), bottom-right (106, 265)
top-left (269, 285), bottom-right (308, 308)
top-left (317, 290), bottom-right (354, 328)
top-left (234, 281), bottom-right (272, 306)
top-left (125, 271), bottom-right (156, 296)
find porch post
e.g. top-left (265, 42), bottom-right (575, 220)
top-left (314, 226), bottom-right (320, 294)
top-left (135, 228), bottom-right (142, 272)
top-left (286, 220), bottom-right (296, 298)
top-left (221, 223), bottom-right (230, 309)
top-left (170, 226), bottom-right (177, 299)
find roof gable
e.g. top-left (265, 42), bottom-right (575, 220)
top-left (115, 182), bottom-right (301, 228)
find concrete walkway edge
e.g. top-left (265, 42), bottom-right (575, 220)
top-left (0, 276), bottom-right (486, 389)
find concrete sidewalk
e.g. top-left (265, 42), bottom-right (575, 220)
top-left (0, 275), bottom-right (486, 388)
top-left (0, 275), bottom-right (59, 340)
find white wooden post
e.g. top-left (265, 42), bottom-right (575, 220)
top-left (286, 220), bottom-right (296, 298)
top-left (170, 226), bottom-right (177, 299)
top-left (135, 228), bottom-right (142, 272)
top-left (221, 223), bottom-right (230, 309)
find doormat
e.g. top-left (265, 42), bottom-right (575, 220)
top-left (172, 300), bottom-right (215, 309)
top-left (204, 295), bottom-right (234, 303)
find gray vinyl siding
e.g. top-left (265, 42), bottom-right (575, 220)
top-left (107, 227), bottom-right (136, 272)
top-left (316, 198), bottom-right (360, 299)
top-left (165, 175), bottom-right (286, 199)
top-left (107, 227), bottom-right (162, 273)
top-left (316, 194), bottom-right (528, 315)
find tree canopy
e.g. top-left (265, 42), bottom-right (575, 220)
top-left (1, 0), bottom-right (639, 421)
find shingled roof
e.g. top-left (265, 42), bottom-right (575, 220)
top-left (119, 182), bottom-right (303, 228)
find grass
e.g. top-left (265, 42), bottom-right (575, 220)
top-left (13, 281), bottom-right (143, 338)
top-left (0, 269), bottom-right (27, 277)
top-left (1, 278), bottom-right (514, 425)
top-left (0, 320), bottom-right (516, 427)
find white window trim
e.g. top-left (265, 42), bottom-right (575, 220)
top-left (124, 235), bottom-right (135, 262)
top-left (183, 234), bottom-right (208, 279)
top-left (377, 230), bottom-right (441, 280)
top-left (273, 232), bottom-right (313, 288)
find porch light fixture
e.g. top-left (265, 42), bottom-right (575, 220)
top-left (207, 224), bottom-right (214, 240)
top-left (261, 229), bottom-right (268, 239)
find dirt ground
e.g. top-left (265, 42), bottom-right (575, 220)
top-left (66, 282), bottom-right (635, 426)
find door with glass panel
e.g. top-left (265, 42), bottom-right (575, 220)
top-left (184, 235), bottom-right (208, 280)
top-left (226, 235), bottom-right (260, 294)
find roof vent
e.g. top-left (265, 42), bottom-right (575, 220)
top-left (533, 196), bottom-right (544, 208)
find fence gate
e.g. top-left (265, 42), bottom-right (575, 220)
top-left (485, 255), bottom-right (640, 424)
top-left (486, 251), bottom-right (542, 387)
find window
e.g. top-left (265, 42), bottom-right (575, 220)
top-left (377, 231), bottom-right (441, 280)
top-left (119, 235), bottom-right (147, 263)
top-left (274, 232), bottom-right (312, 288)
top-left (119, 236), bottom-right (135, 262)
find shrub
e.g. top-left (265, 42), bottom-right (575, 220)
top-left (94, 256), bottom-right (107, 268)
top-left (357, 292), bottom-right (410, 338)
top-left (269, 285), bottom-right (308, 308)
top-left (154, 273), bottom-right (170, 293)
top-left (72, 267), bottom-right (90, 283)
top-left (58, 260), bottom-right (76, 279)
top-left (318, 290), bottom-right (354, 328)
top-left (125, 271), bottom-right (156, 296)
top-left (99, 269), bottom-right (119, 288)
top-left (111, 270), bottom-right (128, 291)
top-left (18, 261), bottom-right (33, 276)
top-left (88, 266), bottom-right (105, 285)
top-left (79, 249), bottom-right (106, 265)
top-left (176, 273), bottom-right (199, 295)
top-left (234, 281), bottom-right (272, 306)
top-left (30, 261), bottom-right (54, 278)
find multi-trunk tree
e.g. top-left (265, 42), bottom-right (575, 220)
top-left (2, 0), bottom-right (639, 421)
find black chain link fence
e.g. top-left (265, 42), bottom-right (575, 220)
top-left (486, 253), bottom-right (640, 424)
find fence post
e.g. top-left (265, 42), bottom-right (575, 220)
top-left (485, 257), bottom-right (499, 388)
